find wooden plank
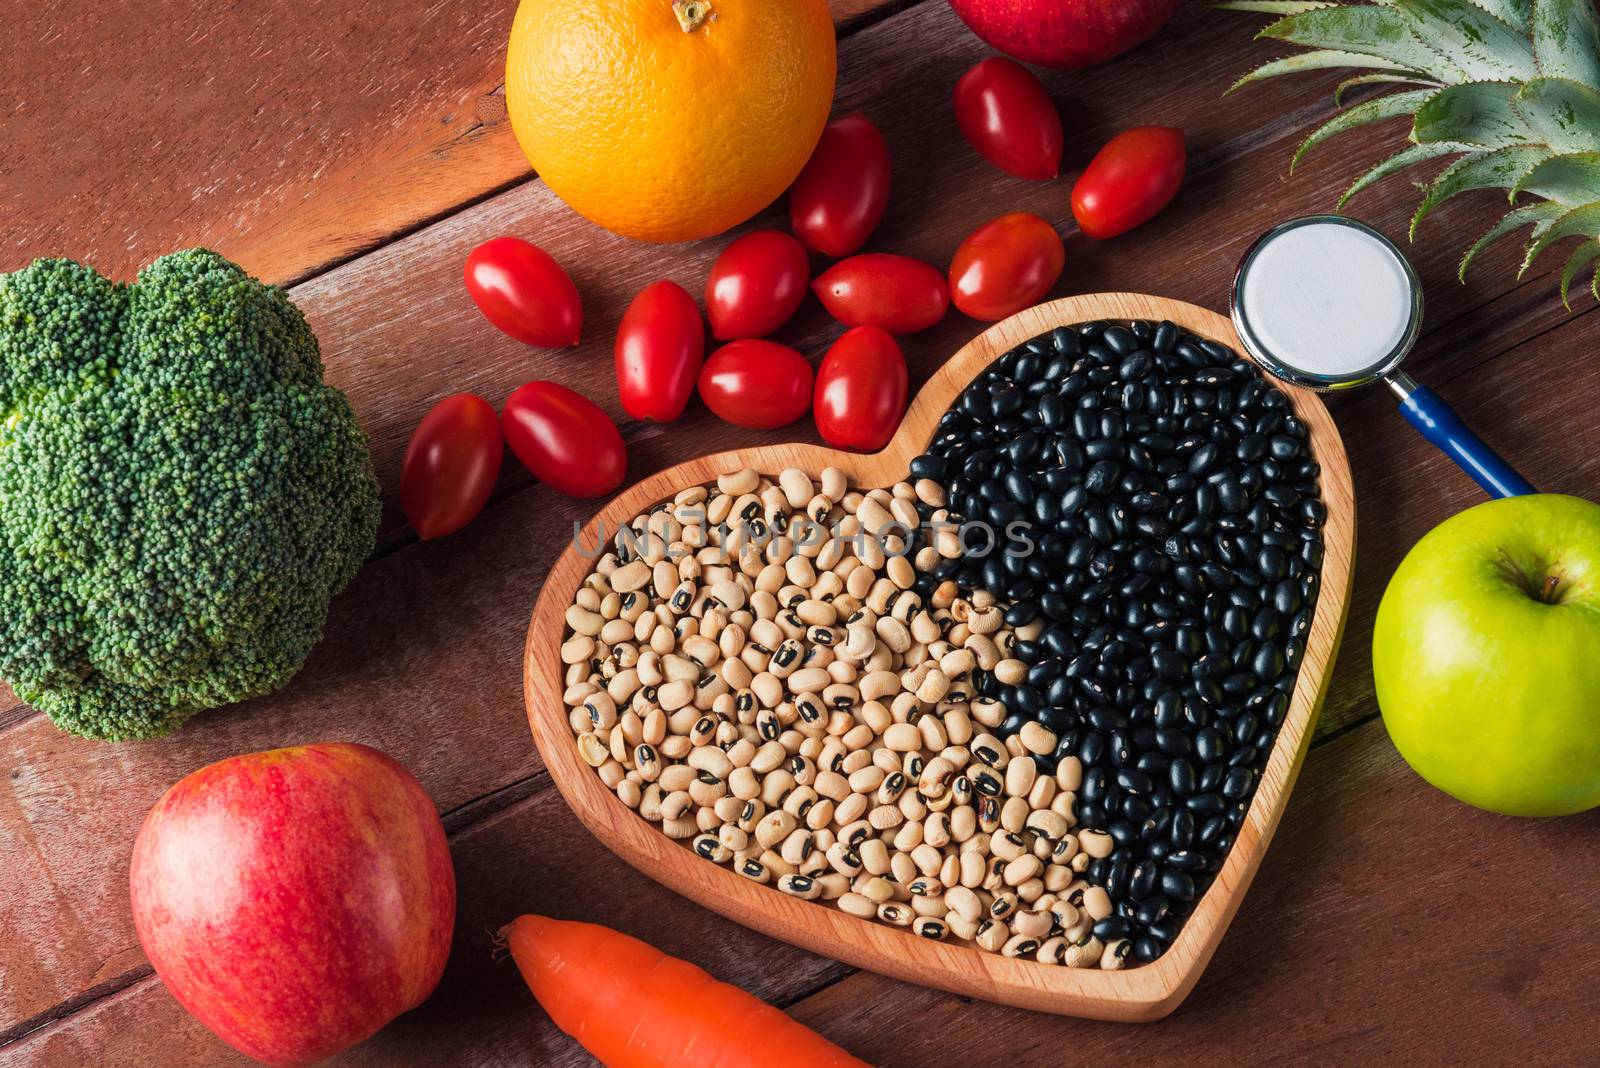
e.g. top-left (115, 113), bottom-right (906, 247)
top-left (9, 282), bottom-right (1590, 1062)
top-left (1, 0), bottom-right (906, 287)
top-left (784, 713), bottom-right (1600, 1065)
top-left (0, 0), bottom-right (1363, 1032)
top-left (0, 0), bottom-right (1570, 1035)
top-left (2, 785), bottom-right (850, 1066)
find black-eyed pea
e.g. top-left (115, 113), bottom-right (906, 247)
top-left (1065, 936), bottom-right (1104, 969)
top-left (891, 819), bottom-right (924, 854)
top-left (838, 819), bottom-right (873, 850)
top-left (989, 890), bottom-right (1020, 921)
top-left (1000, 796), bottom-right (1030, 834)
top-left (639, 708), bottom-right (667, 745)
top-left (662, 815), bottom-right (698, 839)
top-left (973, 919), bottom-right (1007, 953)
top-left (1027, 775), bottom-right (1057, 811)
top-left (1004, 756), bottom-right (1037, 798)
top-left (689, 773), bottom-right (726, 807)
top-left (755, 810), bottom-right (796, 849)
top-left (760, 849), bottom-right (797, 879)
top-left (825, 841), bottom-right (864, 876)
top-left (576, 732), bottom-right (609, 768)
top-left (859, 875), bottom-right (896, 904)
top-left (639, 785), bottom-right (665, 822)
top-left (990, 830), bottom-right (1026, 863)
top-left (714, 796), bottom-right (746, 824)
top-left (910, 893), bottom-right (947, 921)
top-left (1012, 909), bottom-right (1054, 940)
top-left (736, 856), bottom-right (771, 884)
top-left (1082, 885), bottom-right (1114, 921)
top-left (1056, 754), bottom-right (1084, 792)
top-left (735, 799), bottom-right (765, 833)
top-left (834, 721), bottom-right (870, 750)
top-left (970, 697), bottom-right (1004, 728)
top-left (1043, 864), bottom-right (1073, 893)
top-left (948, 804), bottom-right (978, 843)
top-left (616, 779), bottom-right (643, 809)
top-left (889, 851), bottom-right (918, 885)
top-left (693, 834), bottom-right (732, 864)
top-left (727, 766), bottom-right (760, 800)
top-left (1017, 878), bottom-right (1046, 904)
top-left (686, 745), bottom-right (733, 780)
top-left (1030, 835), bottom-right (1053, 862)
top-left (969, 734), bottom-right (1007, 768)
top-left (1026, 810), bottom-right (1069, 840)
top-left (834, 793), bottom-right (869, 827)
top-left (838, 892), bottom-right (876, 919)
top-left (1003, 854), bottom-right (1043, 887)
top-left (1050, 791), bottom-right (1076, 822)
top-left (976, 796), bottom-right (1002, 835)
top-left (958, 850), bottom-right (987, 889)
top-left (656, 765), bottom-right (694, 794)
top-left (1101, 939), bottom-right (1133, 971)
top-left (858, 837), bottom-right (891, 875)
top-left (1001, 933), bottom-right (1040, 958)
top-left (1079, 829), bottom-right (1115, 860)
top-left (922, 811), bottom-right (952, 849)
top-left (898, 793), bottom-right (927, 824)
top-left (876, 902), bottom-right (913, 927)
top-left (632, 743), bottom-right (662, 781)
top-left (813, 770), bottom-right (849, 801)
top-left (911, 843), bottom-right (943, 877)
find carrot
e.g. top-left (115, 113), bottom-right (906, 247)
top-left (503, 914), bottom-right (871, 1068)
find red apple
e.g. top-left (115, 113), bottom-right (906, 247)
top-left (130, 743), bottom-right (456, 1066)
top-left (946, 0), bottom-right (1183, 69)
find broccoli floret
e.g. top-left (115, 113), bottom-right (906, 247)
top-left (0, 249), bottom-right (380, 740)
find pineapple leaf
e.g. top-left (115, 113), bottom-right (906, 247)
top-left (1533, 0), bottom-right (1600, 85)
top-left (1412, 145), bottom-right (1554, 235)
top-left (1470, 0), bottom-right (1532, 30)
top-left (1392, 0), bottom-right (1538, 81)
top-left (1214, 2), bottom-right (1335, 12)
top-left (1258, 6), bottom-right (1465, 78)
top-left (1520, 200), bottom-right (1600, 273)
top-left (1511, 76), bottom-right (1600, 151)
top-left (1229, 50), bottom-right (1418, 92)
top-left (1293, 89), bottom-right (1439, 169)
top-left (1339, 141), bottom-right (1466, 206)
top-left (1413, 80), bottom-right (1537, 146)
top-left (1460, 200), bottom-right (1565, 278)
top-left (1513, 150), bottom-right (1600, 201)
top-left (1557, 239), bottom-right (1600, 307)
top-left (1335, 73), bottom-right (1443, 105)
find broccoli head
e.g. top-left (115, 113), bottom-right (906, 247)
top-left (0, 249), bottom-right (380, 740)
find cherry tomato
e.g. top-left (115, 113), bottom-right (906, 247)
top-left (614, 280), bottom-right (704, 422)
top-left (949, 212), bottom-right (1066, 322)
top-left (705, 230), bottom-right (810, 340)
top-left (788, 113), bottom-right (892, 258)
top-left (399, 394), bottom-right (503, 539)
top-left (500, 381), bottom-right (625, 498)
top-left (812, 254), bottom-right (950, 335)
top-left (464, 237), bottom-right (582, 346)
top-left (954, 58), bottom-right (1063, 181)
top-left (814, 327), bottom-right (908, 453)
top-left (697, 340), bottom-right (814, 430)
top-left (1071, 126), bottom-right (1187, 240)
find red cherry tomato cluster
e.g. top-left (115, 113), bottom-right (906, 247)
top-left (421, 85), bottom-right (1188, 539)
top-left (951, 57), bottom-right (1187, 241)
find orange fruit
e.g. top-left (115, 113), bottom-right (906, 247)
top-left (505, 0), bottom-right (837, 244)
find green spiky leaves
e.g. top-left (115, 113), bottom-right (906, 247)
top-left (1222, 0), bottom-right (1600, 305)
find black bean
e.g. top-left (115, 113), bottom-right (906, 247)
top-left (919, 320), bottom-right (1323, 960)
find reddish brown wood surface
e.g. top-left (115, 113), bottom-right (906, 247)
top-left (4, 0), bottom-right (1598, 1063)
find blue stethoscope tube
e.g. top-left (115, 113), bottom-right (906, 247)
top-left (1386, 372), bottom-right (1536, 498)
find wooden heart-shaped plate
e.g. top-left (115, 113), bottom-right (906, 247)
top-left (524, 293), bottom-right (1354, 1021)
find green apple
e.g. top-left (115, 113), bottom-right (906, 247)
top-left (1373, 493), bottom-right (1600, 816)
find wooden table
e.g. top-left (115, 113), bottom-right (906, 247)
top-left (5, 2), bottom-right (1598, 1064)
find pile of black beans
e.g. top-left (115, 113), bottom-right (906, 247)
top-left (908, 319), bottom-right (1324, 965)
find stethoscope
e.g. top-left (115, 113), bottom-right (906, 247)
top-left (1230, 214), bottom-right (1536, 499)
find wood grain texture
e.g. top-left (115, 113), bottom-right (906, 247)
top-left (5, 0), bottom-right (1599, 1058)
top-left (9, 291), bottom-right (1587, 1064)
top-left (783, 713), bottom-right (1600, 1067)
top-left (1, 0), bottom-right (903, 286)
top-left (523, 293), bottom-right (1355, 1022)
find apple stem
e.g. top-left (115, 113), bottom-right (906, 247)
top-left (1541, 574), bottom-right (1562, 604)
